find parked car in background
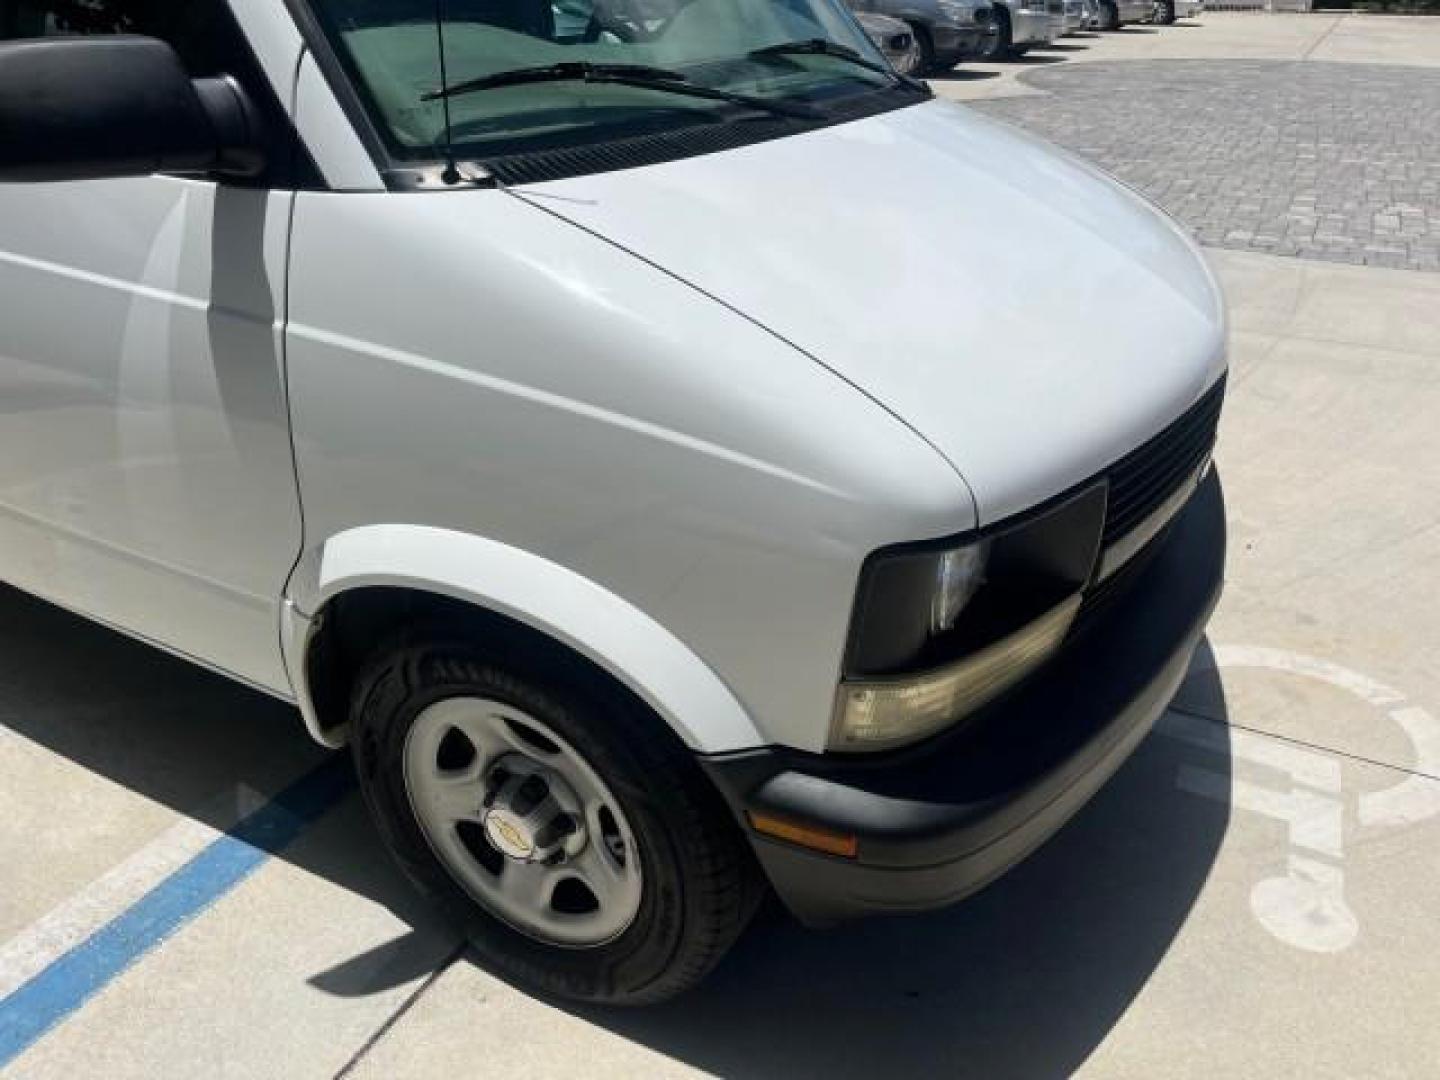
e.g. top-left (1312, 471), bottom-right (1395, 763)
top-left (1095, 0), bottom-right (1152, 28)
top-left (848, 0), bottom-right (992, 73)
top-left (1152, 0), bottom-right (1203, 23)
top-left (855, 11), bottom-right (925, 75)
top-left (1045, 0), bottom-right (1068, 37)
top-left (975, 0), bottom-right (1056, 59)
top-left (1062, 0), bottom-right (1098, 31)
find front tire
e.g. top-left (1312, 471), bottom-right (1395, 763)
top-left (349, 632), bottom-right (762, 1004)
top-left (1100, 1), bottom-right (1121, 29)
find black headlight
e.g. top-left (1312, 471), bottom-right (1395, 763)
top-left (833, 482), bottom-right (1107, 750)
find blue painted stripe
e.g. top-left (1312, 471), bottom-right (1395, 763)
top-left (0, 756), bottom-right (355, 1069)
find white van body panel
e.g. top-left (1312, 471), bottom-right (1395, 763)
top-left (293, 50), bottom-right (385, 191)
top-left (0, 177), bottom-right (301, 691)
top-left (282, 187), bottom-right (974, 752)
top-left (516, 98), bottom-right (1227, 523)
top-left (284, 524), bottom-right (768, 752)
top-left (225, 0), bottom-right (307, 114)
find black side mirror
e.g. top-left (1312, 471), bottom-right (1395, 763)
top-left (0, 36), bottom-right (266, 183)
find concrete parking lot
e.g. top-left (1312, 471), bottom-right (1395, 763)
top-left (4, 14), bottom-right (1440, 1080)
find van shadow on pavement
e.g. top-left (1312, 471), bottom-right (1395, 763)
top-left (0, 584), bottom-right (1231, 1077)
top-left (575, 642), bottom-right (1232, 1079)
top-left (0, 583), bottom-right (455, 991)
top-left (927, 68), bottom-right (1001, 82)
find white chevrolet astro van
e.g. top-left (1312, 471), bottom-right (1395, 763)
top-left (0, 0), bottom-right (1226, 1003)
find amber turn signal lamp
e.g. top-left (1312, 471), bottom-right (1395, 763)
top-left (747, 811), bottom-right (859, 858)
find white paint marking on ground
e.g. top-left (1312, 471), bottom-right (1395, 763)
top-left (0, 785), bottom-right (264, 1000)
top-left (1196, 644), bottom-right (1407, 708)
top-left (1192, 645), bottom-right (1440, 828)
top-left (1250, 855), bottom-right (1359, 955)
top-left (1359, 706), bottom-right (1440, 828)
top-left (1160, 710), bottom-right (1342, 792)
top-left (1176, 766), bottom-right (1343, 859)
top-left (1164, 645), bottom-right (1440, 954)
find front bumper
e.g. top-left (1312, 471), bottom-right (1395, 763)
top-left (702, 469), bottom-right (1225, 925)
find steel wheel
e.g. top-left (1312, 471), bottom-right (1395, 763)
top-left (403, 696), bottom-right (643, 947)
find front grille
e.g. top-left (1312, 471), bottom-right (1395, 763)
top-left (1072, 518), bottom-right (1169, 636)
top-left (1101, 377), bottom-right (1225, 549)
top-left (1066, 377), bottom-right (1225, 637)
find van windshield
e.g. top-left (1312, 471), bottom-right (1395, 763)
top-left (305, 0), bottom-right (915, 175)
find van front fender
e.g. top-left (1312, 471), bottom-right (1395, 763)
top-left (282, 524), bottom-right (764, 753)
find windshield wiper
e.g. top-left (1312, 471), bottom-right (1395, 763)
top-left (422, 61), bottom-right (824, 120)
top-left (748, 39), bottom-right (929, 92)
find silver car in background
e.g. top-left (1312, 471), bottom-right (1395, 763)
top-left (1153, 0), bottom-right (1204, 23)
top-left (975, 0), bottom-right (1056, 59)
top-left (854, 11), bottom-right (924, 75)
top-left (847, 0), bottom-right (992, 72)
top-left (1061, 0), bottom-right (1097, 32)
top-left (1095, 0), bottom-right (1152, 28)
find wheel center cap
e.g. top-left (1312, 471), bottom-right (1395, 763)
top-left (484, 811), bottom-right (536, 860)
top-left (480, 756), bottom-right (587, 864)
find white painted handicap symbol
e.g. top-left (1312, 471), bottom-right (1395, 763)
top-left (1159, 645), bottom-right (1440, 954)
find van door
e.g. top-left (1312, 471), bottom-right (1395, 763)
top-left (0, 1), bottom-right (306, 692)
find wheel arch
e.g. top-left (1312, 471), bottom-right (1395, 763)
top-left (281, 524), bottom-right (764, 754)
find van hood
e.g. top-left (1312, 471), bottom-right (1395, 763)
top-left (514, 98), bottom-right (1227, 525)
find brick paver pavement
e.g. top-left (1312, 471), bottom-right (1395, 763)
top-left (973, 59), bottom-right (1440, 272)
